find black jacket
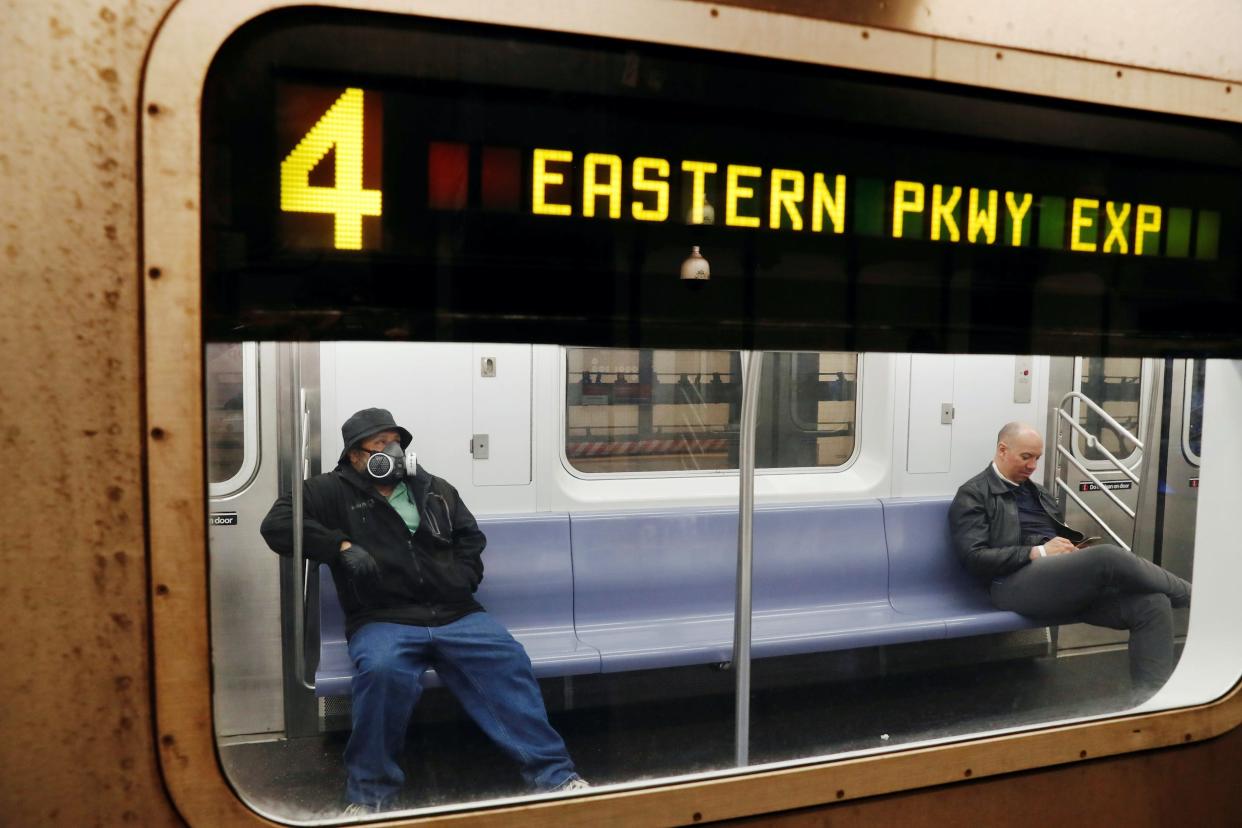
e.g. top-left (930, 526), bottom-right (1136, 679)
top-left (948, 465), bottom-right (1083, 582)
top-left (260, 462), bottom-right (486, 636)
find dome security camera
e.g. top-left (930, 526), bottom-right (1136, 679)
top-left (680, 246), bottom-right (710, 281)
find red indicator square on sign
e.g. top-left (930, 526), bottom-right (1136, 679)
top-left (428, 142), bottom-right (469, 210)
top-left (482, 146), bottom-right (521, 211)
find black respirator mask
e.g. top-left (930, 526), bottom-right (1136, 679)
top-left (364, 441), bottom-right (417, 482)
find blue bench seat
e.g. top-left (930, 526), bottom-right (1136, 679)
top-left (315, 513), bottom-right (600, 696)
top-left (313, 497), bottom-right (1047, 696)
top-left (884, 497), bottom-right (1044, 636)
top-left (571, 601), bottom-right (946, 673)
top-left (570, 501), bottom-right (949, 672)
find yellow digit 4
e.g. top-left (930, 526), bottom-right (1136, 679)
top-left (280, 88), bottom-right (381, 250)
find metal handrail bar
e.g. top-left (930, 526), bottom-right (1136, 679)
top-left (290, 347), bottom-right (315, 692)
top-left (1058, 448), bottom-right (1137, 519)
top-left (1055, 479), bottom-right (1131, 552)
top-left (1052, 386), bottom-right (1147, 554)
top-left (301, 398), bottom-right (311, 481)
top-left (1055, 408), bottom-right (1140, 485)
top-left (1059, 390), bottom-right (1144, 452)
top-left (734, 350), bottom-right (761, 768)
top-left (299, 389), bottom-right (313, 651)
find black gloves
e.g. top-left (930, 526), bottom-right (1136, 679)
top-left (340, 544), bottom-right (380, 583)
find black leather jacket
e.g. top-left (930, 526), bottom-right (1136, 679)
top-left (948, 465), bottom-right (1083, 582)
top-left (261, 462), bottom-right (485, 636)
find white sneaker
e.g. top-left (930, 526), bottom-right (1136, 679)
top-left (552, 775), bottom-right (591, 793)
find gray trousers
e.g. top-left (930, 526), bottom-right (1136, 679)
top-left (990, 544), bottom-right (1191, 690)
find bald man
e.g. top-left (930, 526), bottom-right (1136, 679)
top-left (949, 422), bottom-right (1191, 695)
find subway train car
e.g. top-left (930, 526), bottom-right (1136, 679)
top-left (4, 1), bottom-right (1242, 825)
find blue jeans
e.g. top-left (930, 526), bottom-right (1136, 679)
top-left (344, 613), bottom-right (578, 808)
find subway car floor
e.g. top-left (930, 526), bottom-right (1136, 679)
top-left (219, 634), bottom-right (1182, 820)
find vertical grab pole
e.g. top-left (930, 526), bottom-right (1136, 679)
top-left (290, 343), bottom-right (314, 691)
top-left (1131, 357), bottom-right (1165, 560)
top-left (734, 350), bottom-right (762, 767)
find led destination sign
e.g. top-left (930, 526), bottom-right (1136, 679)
top-left (280, 88), bottom-right (1223, 261)
top-left (529, 148), bottom-right (1216, 258)
top-left (205, 14), bottom-right (1242, 354)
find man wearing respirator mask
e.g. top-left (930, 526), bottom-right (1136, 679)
top-left (261, 408), bottom-right (587, 814)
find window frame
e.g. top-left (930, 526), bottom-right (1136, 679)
top-left (1183, 359), bottom-right (1205, 467)
top-left (558, 347), bottom-right (864, 480)
top-left (780, 352), bottom-right (859, 438)
top-left (206, 341), bottom-right (261, 498)
top-left (142, 2), bottom-right (1242, 826)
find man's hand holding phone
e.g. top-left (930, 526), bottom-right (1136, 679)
top-left (1035, 537), bottom-right (1077, 557)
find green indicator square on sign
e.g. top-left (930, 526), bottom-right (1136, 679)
top-left (1038, 196), bottom-right (1065, 250)
top-left (1196, 210), bottom-right (1220, 261)
top-left (854, 178), bottom-right (884, 237)
top-left (1166, 208), bottom-right (1193, 258)
top-left (903, 209), bottom-right (924, 240)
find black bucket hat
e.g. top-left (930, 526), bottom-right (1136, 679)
top-left (338, 407), bottom-right (413, 463)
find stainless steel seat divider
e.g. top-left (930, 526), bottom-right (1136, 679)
top-left (1060, 448), bottom-right (1137, 519)
top-left (1054, 479), bottom-right (1132, 551)
top-left (1053, 391), bottom-right (1145, 553)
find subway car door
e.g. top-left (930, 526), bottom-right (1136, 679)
top-left (1047, 356), bottom-right (1200, 649)
top-left (1155, 359), bottom-right (1200, 583)
top-left (206, 342), bottom-right (299, 739)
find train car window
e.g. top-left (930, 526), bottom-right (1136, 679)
top-left (203, 344), bottom-right (1216, 825)
top-left (177, 6), bottom-right (1242, 826)
top-left (1184, 359), bottom-right (1206, 464)
top-left (206, 341), bottom-right (258, 495)
top-left (1073, 357), bottom-right (1144, 465)
top-left (564, 349), bottom-right (858, 473)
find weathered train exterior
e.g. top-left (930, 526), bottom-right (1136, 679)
top-left (3, 1), bottom-right (1241, 826)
